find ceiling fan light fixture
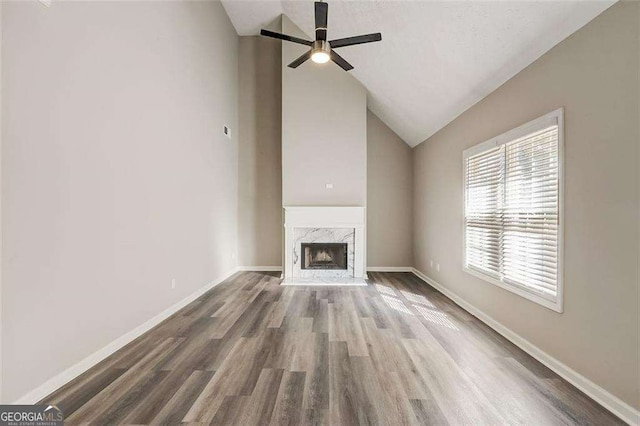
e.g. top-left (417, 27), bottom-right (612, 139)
top-left (311, 40), bottom-right (331, 64)
top-left (311, 51), bottom-right (330, 64)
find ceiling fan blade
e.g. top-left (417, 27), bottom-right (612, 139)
top-left (288, 50), bottom-right (312, 68)
top-left (330, 50), bottom-right (354, 71)
top-left (260, 29), bottom-right (313, 46)
top-left (315, 2), bottom-right (328, 41)
top-left (329, 33), bottom-right (382, 49)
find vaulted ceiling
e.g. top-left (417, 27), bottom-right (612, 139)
top-left (221, 0), bottom-right (614, 147)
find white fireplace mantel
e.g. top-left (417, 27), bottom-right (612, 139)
top-left (283, 206), bottom-right (366, 281)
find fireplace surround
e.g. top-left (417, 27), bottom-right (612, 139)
top-left (283, 206), bottom-right (366, 284)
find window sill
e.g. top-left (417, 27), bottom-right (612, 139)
top-left (463, 266), bottom-right (563, 313)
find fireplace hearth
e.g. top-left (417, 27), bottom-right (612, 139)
top-left (301, 243), bottom-right (348, 270)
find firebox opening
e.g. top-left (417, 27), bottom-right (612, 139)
top-left (301, 243), bottom-right (348, 270)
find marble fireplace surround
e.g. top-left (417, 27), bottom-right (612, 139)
top-left (283, 206), bottom-right (366, 285)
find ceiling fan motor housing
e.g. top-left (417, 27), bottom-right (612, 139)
top-left (312, 40), bottom-right (331, 55)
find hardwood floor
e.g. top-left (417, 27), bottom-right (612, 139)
top-left (41, 271), bottom-right (623, 425)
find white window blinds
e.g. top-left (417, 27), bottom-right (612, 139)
top-left (464, 110), bottom-right (563, 312)
top-left (465, 145), bottom-right (504, 280)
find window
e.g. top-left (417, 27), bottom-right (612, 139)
top-left (463, 109), bottom-right (563, 312)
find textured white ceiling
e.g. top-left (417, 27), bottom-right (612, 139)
top-left (221, 0), bottom-right (615, 147)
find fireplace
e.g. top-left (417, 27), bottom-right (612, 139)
top-left (283, 206), bottom-right (366, 282)
top-left (301, 243), bottom-right (348, 270)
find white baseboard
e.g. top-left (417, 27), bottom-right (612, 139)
top-left (12, 267), bottom-right (238, 405)
top-left (411, 268), bottom-right (639, 426)
top-left (367, 266), bottom-right (413, 272)
top-left (236, 266), bottom-right (282, 272)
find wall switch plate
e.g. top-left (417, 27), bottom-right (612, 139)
top-left (325, 183), bottom-right (333, 189)
top-left (171, 278), bottom-right (176, 289)
top-left (223, 125), bottom-right (231, 139)
top-left (430, 260), bottom-right (433, 268)
top-left (436, 264), bottom-right (440, 272)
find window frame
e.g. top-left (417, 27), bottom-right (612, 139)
top-left (462, 108), bottom-right (564, 313)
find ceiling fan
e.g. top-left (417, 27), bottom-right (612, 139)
top-left (260, 1), bottom-right (382, 71)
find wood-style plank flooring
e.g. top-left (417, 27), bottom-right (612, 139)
top-left (41, 271), bottom-right (623, 425)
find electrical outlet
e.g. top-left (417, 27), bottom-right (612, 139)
top-left (171, 278), bottom-right (176, 289)
top-left (436, 264), bottom-right (440, 272)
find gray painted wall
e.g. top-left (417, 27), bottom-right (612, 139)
top-left (1, 1), bottom-right (239, 402)
top-left (412, 2), bottom-right (639, 408)
top-left (367, 111), bottom-right (413, 267)
top-left (237, 36), bottom-right (413, 267)
top-left (281, 16), bottom-right (367, 207)
top-left (238, 36), bottom-right (282, 267)
top-left (238, 37), bottom-right (413, 267)
top-left (237, 26), bottom-right (414, 269)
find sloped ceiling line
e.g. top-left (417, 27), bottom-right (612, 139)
top-left (221, 0), bottom-right (615, 147)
